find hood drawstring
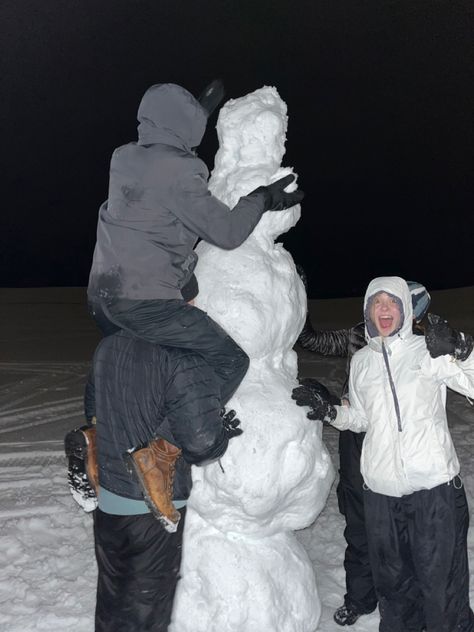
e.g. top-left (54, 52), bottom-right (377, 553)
top-left (381, 341), bottom-right (403, 432)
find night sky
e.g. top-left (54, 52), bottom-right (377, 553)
top-left (2, 0), bottom-right (473, 298)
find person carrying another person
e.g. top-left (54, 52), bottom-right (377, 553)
top-left (294, 275), bottom-right (474, 632)
top-left (68, 276), bottom-right (243, 632)
top-left (87, 80), bottom-right (303, 410)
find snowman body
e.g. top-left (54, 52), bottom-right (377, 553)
top-left (171, 87), bottom-right (334, 632)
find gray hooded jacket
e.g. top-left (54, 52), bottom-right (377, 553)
top-left (88, 84), bottom-right (267, 302)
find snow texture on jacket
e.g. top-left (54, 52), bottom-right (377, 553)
top-left (332, 276), bottom-right (474, 497)
top-left (88, 83), bottom-right (268, 302)
top-left (85, 330), bottom-right (228, 500)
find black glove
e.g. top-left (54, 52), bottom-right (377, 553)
top-left (220, 408), bottom-right (243, 439)
top-left (425, 313), bottom-right (474, 361)
top-left (252, 174), bottom-right (304, 212)
top-left (292, 378), bottom-right (339, 422)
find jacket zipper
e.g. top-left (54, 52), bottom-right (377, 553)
top-left (382, 341), bottom-right (403, 432)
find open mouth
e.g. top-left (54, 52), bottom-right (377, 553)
top-left (378, 316), bottom-right (394, 331)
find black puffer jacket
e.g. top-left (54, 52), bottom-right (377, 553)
top-left (85, 330), bottom-right (228, 500)
top-left (88, 83), bottom-right (267, 302)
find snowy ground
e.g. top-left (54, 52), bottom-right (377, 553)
top-left (0, 287), bottom-right (473, 632)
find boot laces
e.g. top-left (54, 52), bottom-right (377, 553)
top-left (168, 462), bottom-right (176, 495)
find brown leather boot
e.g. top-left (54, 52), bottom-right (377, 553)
top-left (64, 424), bottom-right (99, 511)
top-left (126, 438), bottom-right (182, 533)
top-left (81, 426), bottom-right (99, 493)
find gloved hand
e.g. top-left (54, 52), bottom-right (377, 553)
top-left (292, 378), bottom-right (339, 422)
top-left (220, 408), bottom-right (243, 439)
top-left (252, 174), bottom-right (304, 212)
top-left (425, 313), bottom-right (474, 361)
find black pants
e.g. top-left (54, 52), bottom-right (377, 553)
top-left (364, 479), bottom-right (474, 632)
top-left (89, 298), bottom-right (249, 406)
top-left (94, 507), bottom-right (186, 632)
top-left (336, 430), bottom-right (377, 614)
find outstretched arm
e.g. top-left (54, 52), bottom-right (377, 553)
top-left (295, 264), bottom-right (365, 357)
top-left (297, 306), bottom-right (365, 358)
top-left (298, 318), bottom-right (358, 356)
top-left (425, 314), bottom-right (474, 397)
top-left (174, 168), bottom-right (304, 250)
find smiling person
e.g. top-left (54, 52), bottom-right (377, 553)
top-left (295, 279), bottom-right (431, 627)
top-left (294, 276), bottom-right (474, 632)
top-left (370, 291), bottom-right (401, 333)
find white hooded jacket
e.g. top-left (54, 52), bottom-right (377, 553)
top-left (333, 276), bottom-right (474, 497)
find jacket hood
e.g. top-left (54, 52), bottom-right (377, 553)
top-left (137, 83), bottom-right (207, 149)
top-left (363, 276), bottom-right (414, 349)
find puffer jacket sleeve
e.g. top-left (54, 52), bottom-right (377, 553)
top-left (172, 160), bottom-right (267, 249)
top-left (83, 367), bottom-right (96, 424)
top-left (163, 350), bottom-right (229, 465)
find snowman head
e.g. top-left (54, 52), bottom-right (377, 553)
top-left (215, 87), bottom-right (288, 174)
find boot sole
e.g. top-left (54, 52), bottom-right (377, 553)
top-left (65, 429), bottom-right (89, 460)
top-left (64, 428), bottom-right (97, 511)
top-left (65, 428), bottom-right (98, 494)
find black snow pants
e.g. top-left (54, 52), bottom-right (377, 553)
top-left (94, 507), bottom-right (186, 632)
top-left (89, 298), bottom-right (249, 406)
top-left (336, 430), bottom-right (377, 614)
top-left (363, 477), bottom-right (474, 632)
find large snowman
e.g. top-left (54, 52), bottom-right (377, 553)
top-left (170, 87), bottom-right (335, 632)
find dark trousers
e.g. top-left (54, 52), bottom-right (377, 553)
top-left (89, 298), bottom-right (249, 406)
top-left (336, 430), bottom-right (377, 614)
top-left (94, 507), bottom-right (186, 632)
top-left (364, 478), bottom-right (474, 632)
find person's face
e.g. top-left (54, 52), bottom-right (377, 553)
top-left (369, 292), bottom-right (401, 337)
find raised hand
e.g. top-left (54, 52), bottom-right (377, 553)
top-left (425, 314), bottom-right (473, 361)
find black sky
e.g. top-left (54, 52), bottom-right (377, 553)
top-left (2, 0), bottom-right (473, 297)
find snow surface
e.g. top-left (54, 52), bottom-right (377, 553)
top-left (0, 360), bottom-right (473, 631)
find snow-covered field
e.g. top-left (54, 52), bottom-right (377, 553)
top-left (0, 288), bottom-right (473, 631)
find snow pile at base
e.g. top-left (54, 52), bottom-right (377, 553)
top-left (171, 87), bottom-right (335, 632)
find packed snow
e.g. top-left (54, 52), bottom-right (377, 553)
top-left (171, 87), bottom-right (334, 631)
top-left (0, 358), bottom-right (473, 631)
